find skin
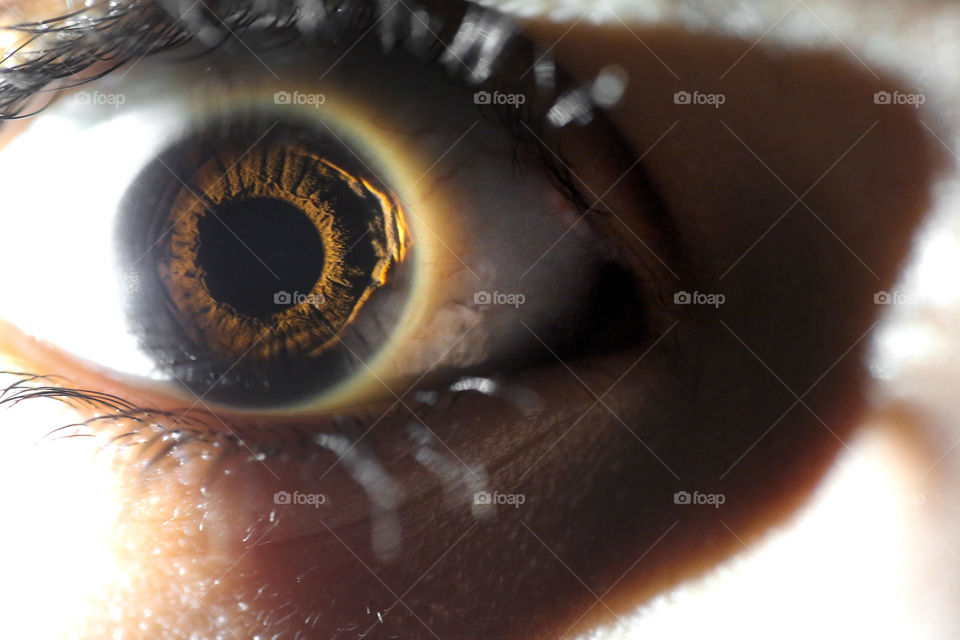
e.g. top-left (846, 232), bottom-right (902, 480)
top-left (0, 0), bottom-right (957, 638)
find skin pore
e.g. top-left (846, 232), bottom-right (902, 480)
top-left (1, 0), bottom-right (958, 638)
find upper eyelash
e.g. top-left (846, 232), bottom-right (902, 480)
top-left (0, 0), bottom-right (588, 123)
top-left (0, 2), bottom-right (184, 119)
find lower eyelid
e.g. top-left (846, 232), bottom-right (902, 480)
top-left (0, 364), bottom-right (537, 546)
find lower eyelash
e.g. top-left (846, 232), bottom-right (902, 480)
top-left (0, 369), bottom-right (526, 489)
top-left (0, 370), bottom-right (138, 411)
top-left (1, 367), bottom-right (559, 568)
top-left (0, 370), bottom-right (290, 460)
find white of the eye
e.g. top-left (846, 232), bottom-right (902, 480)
top-left (0, 82), bottom-right (187, 379)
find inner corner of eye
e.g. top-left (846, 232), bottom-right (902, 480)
top-left (106, 116), bottom-right (417, 410)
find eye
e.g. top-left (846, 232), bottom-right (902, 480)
top-left (121, 115), bottom-right (410, 408)
top-left (0, 2), bottom-right (689, 639)
top-left (0, 5), bottom-right (634, 412)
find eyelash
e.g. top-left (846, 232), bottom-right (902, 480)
top-left (0, 369), bottom-right (328, 469)
top-left (0, 366), bottom-right (530, 502)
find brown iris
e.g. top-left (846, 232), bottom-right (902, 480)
top-left (117, 118), bottom-right (411, 406)
top-left (158, 132), bottom-right (407, 363)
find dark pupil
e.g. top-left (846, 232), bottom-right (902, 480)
top-left (196, 197), bottom-right (325, 320)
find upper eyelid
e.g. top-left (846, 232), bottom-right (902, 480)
top-left (0, 0), bottom-right (387, 120)
top-left (0, 1), bottom-right (486, 116)
top-left (0, 0), bottom-right (592, 125)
